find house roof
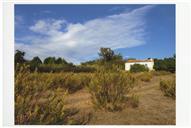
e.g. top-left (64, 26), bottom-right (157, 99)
top-left (126, 59), bottom-right (154, 63)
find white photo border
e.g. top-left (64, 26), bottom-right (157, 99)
top-left (1, 0), bottom-right (191, 127)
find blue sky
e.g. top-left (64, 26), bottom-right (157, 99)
top-left (15, 4), bottom-right (175, 64)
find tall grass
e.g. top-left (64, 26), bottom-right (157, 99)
top-left (160, 76), bottom-right (176, 99)
top-left (15, 65), bottom-right (92, 124)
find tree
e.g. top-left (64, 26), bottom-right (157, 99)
top-left (154, 55), bottom-right (175, 73)
top-left (30, 56), bottom-right (42, 65)
top-left (98, 47), bottom-right (114, 61)
top-left (55, 57), bottom-right (68, 65)
top-left (29, 56), bottom-right (42, 71)
top-left (15, 50), bottom-right (26, 65)
top-left (55, 57), bottom-right (62, 64)
top-left (44, 57), bottom-right (56, 64)
top-left (127, 58), bottom-right (136, 60)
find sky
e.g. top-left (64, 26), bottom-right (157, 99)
top-left (15, 4), bottom-right (175, 64)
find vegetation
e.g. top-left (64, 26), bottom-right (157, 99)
top-left (151, 71), bottom-right (172, 76)
top-left (98, 47), bottom-right (125, 70)
top-left (130, 64), bottom-right (149, 73)
top-left (154, 55), bottom-right (176, 73)
top-left (129, 94), bottom-right (139, 108)
top-left (87, 69), bottom-right (136, 111)
top-left (14, 50), bottom-right (96, 73)
top-left (160, 76), bottom-right (176, 99)
top-left (99, 47), bottom-right (115, 61)
top-left (15, 65), bottom-right (68, 124)
top-left (138, 72), bottom-right (152, 82)
top-left (15, 65), bottom-right (93, 124)
top-left (36, 64), bottom-right (96, 73)
top-left (14, 48), bottom-right (176, 124)
top-left (15, 50), bottom-right (26, 65)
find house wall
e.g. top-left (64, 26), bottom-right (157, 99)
top-left (125, 61), bottom-right (154, 71)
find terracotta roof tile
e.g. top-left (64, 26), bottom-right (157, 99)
top-left (127, 59), bottom-right (154, 63)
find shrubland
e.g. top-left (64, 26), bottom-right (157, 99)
top-left (87, 68), bottom-right (136, 111)
top-left (160, 75), bottom-right (176, 99)
top-left (136, 72), bottom-right (152, 82)
top-left (15, 65), bottom-right (92, 124)
top-left (154, 55), bottom-right (176, 73)
top-left (14, 48), bottom-right (176, 124)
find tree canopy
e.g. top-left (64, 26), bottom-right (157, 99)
top-left (15, 50), bottom-right (26, 65)
top-left (154, 55), bottom-right (175, 73)
top-left (31, 56), bottom-right (42, 65)
top-left (98, 47), bottom-right (115, 61)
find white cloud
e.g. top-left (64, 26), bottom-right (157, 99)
top-left (15, 5), bottom-right (155, 64)
top-left (29, 19), bottom-right (67, 36)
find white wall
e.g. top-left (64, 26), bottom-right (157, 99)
top-left (125, 61), bottom-right (154, 71)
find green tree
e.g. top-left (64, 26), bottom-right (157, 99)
top-left (15, 50), bottom-right (26, 65)
top-left (98, 47), bottom-right (114, 61)
top-left (154, 55), bottom-right (175, 73)
top-left (55, 57), bottom-right (63, 64)
top-left (31, 56), bottom-right (42, 65)
top-left (55, 57), bottom-right (68, 65)
top-left (44, 57), bottom-right (56, 64)
top-left (127, 58), bottom-right (136, 60)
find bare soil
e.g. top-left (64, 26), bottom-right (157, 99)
top-left (64, 74), bottom-right (175, 125)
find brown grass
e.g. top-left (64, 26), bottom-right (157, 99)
top-left (15, 66), bottom-right (175, 124)
top-left (64, 74), bottom-right (175, 125)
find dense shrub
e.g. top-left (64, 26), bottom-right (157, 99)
top-left (37, 64), bottom-right (96, 73)
top-left (49, 73), bottom-right (91, 93)
top-left (160, 77), bottom-right (176, 99)
top-left (154, 56), bottom-right (175, 73)
top-left (15, 88), bottom-right (70, 124)
top-left (130, 64), bottom-right (149, 73)
top-left (138, 72), bottom-right (152, 82)
top-left (15, 65), bottom-right (92, 124)
top-left (87, 69), bottom-right (136, 111)
top-left (15, 65), bottom-right (70, 124)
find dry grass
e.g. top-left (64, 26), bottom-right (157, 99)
top-left (15, 66), bottom-right (175, 125)
top-left (64, 74), bottom-right (175, 125)
top-left (160, 75), bottom-right (176, 99)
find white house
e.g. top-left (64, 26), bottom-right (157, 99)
top-left (125, 58), bottom-right (154, 71)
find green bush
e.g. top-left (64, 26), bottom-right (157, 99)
top-left (154, 55), bottom-right (175, 73)
top-left (37, 64), bottom-right (96, 73)
top-left (87, 70), bottom-right (135, 111)
top-left (160, 77), bottom-right (176, 99)
top-left (130, 64), bottom-right (149, 73)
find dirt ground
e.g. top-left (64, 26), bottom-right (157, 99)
top-left (64, 74), bottom-right (175, 125)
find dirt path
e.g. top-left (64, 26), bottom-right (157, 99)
top-left (64, 75), bottom-right (175, 125)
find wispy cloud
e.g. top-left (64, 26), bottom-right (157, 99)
top-left (15, 15), bottom-right (24, 26)
top-left (29, 19), bottom-right (67, 35)
top-left (108, 6), bottom-right (131, 13)
top-left (15, 5), bottom-right (155, 64)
